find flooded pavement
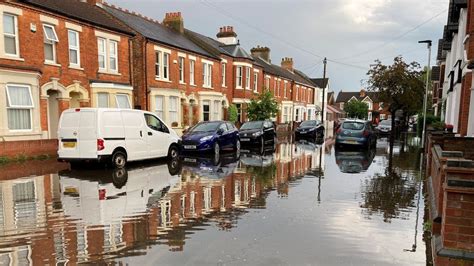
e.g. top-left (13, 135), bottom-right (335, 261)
top-left (0, 137), bottom-right (426, 265)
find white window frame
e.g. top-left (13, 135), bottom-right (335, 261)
top-left (115, 94), bottom-right (131, 109)
top-left (245, 67), bottom-right (251, 90)
top-left (163, 53), bottom-right (170, 80)
top-left (155, 51), bottom-right (161, 78)
top-left (296, 86), bottom-right (299, 101)
top-left (190, 60), bottom-right (195, 85)
top-left (169, 96), bottom-right (179, 125)
top-left (236, 66), bottom-right (243, 89)
top-left (213, 100), bottom-right (220, 120)
top-left (265, 76), bottom-right (270, 90)
top-left (68, 30), bottom-right (80, 67)
top-left (221, 63), bottom-right (226, 87)
top-left (277, 80), bottom-right (281, 97)
top-left (203, 63), bottom-right (212, 88)
top-left (43, 24), bottom-right (58, 64)
top-left (283, 82), bottom-right (287, 98)
top-left (109, 40), bottom-right (118, 72)
top-left (155, 95), bottom-right (164, 118)
top-left (179, 56), bottom-right (185, 83)
top-left (5, 84), bottom-right (34, 131)
top-left (97, 92), bottom-right (109, 108)
top-left (97, 38), bottom-right (107, 71)
top-left (3, 13), bottom-right (19, 57)
top-left (253, 72), bottom-right (258, 92)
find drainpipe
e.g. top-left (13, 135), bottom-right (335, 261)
top-left (144, 39), bottom-right (149, 111)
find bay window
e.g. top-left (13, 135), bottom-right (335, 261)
top-left (68, 30), bottom-right (80, 67)
top-left (253, 72), bottom-right (258, 92)
top-left (155, 95), bottom-right (164, 118)
top-left (214, 100), bottom-right (220, 120)
top-left (115, 94), bottom-right (130, 109)
top-left (169, 96), bottom-right (178, 124)
top-left (245, 67), bottom-right (250, 90)
top-left (3, 13), bottom-right (18, 56)
top-left (43, 24), bottom-right (58, 63)
top-left (6, 85), bottom-right (34, 130)
top-left (97, 92), bottom-right (109, 108)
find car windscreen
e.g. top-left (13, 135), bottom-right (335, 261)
top-left (380, 120), bottom-right (391, 125)
top-left (240, 121), bottom-right (263, 130)
top-left (190, 122), bottom-right (220, 132)
top-left (300, 120), bottom-right (319, 127)
top-left (342, 122), bottom-right (365, 130)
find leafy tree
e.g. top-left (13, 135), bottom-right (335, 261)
top-left (247, 90), bottom-right (279, 121)
top-left (343, 100), bottom-right (369, 119)
top-left (367, 56), bottom-right (425, 171)
top-left (228, 104), bottom-right (238, 123)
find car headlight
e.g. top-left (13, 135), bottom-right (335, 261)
top-left (307, 128), bottom-right (316, 132)
top-left (252, 131), bottom-right (263, 137)
top-left (200, 135), bottom-right (213, 142)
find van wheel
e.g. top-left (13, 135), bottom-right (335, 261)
top-left (168, 145), bottom-right (179, 160)
top-left (112, 151), bottom-right (127, 168)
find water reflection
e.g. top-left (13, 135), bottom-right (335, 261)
top-left (0, 136), bottom-right (426, 265)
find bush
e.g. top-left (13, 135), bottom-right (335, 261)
top-left (417, 114), bottom-right (441, 136)
top-left (228, 104), bottom-right (238, 123)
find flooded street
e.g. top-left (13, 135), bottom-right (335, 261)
top-left (0, 137), bottom-right (426, 265)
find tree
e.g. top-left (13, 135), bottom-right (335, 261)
top-left (343, 100), bottom-right (369, 119)
top-left (366, 56), bottom-right (425, 172)
top-left (228, 104), bottom-right (238, 123)
top-left (247, 90), bottom-right (279, 121)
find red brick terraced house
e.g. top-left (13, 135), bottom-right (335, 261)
top-left (335, 89), bottom-right (390, 124)
top-left (0, 0), bottom-right (134, 158)
top-left (103, 5), bottom-right (230, 132)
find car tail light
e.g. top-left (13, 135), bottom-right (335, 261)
top-left (97, 139), bottom-right (105, 151)
top-left (336, 128), bottom-right (342, 134)
top-left (363, 130), bottom-right (370, 137)
top-left (75, 108), bottom-right (80, 112)
top-left (99, 189), bottom-right (106, 200)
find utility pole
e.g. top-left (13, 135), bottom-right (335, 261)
top-left (419, 40), bottom-right (432, 150)
top-left (322, 57), bottom-right (327, 124)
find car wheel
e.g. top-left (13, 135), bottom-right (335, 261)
top-left (168, 145), bottom-right (179, 160)
top-left (214, 142), bottom-right (220, 155)
top-left (260, 137), bottom-right (264, 149)
top-left (235, 139), bottom-right (241, 152)
top-left (111, 151), bottom-right (127, 168)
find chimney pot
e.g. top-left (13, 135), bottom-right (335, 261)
top-left (163, 11), bottom-right (184, 33)
top-left (216, 25), bottom-right (238, 44)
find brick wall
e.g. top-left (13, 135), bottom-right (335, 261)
top-left (0, 139), bottom-right (58, 158)
top-left (458, 73), bottom-right (472, 136)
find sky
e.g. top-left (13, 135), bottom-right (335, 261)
top-left (107, 0), bottom-right (449, 94)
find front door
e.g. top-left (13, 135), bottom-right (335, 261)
top-left (144, 114), bottom-right (170, 158)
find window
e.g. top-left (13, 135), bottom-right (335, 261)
top-left (163, 53), bottom-right (169, 80)
top-left (296, 86), bottom-right (299, 101)
top-left (155, 51), bottom-right (161, 78)
top-left (245, 67), bottom-right (251, 90)
top-left (303, 88), bottom-right (306, 102)
top-left (179, 57), bottom-right (185, 83)
top-left (253, 72), bottom-right (258, 92)
top-left (283, 107), bottom-right (289, 123)
top-left (169, 96), bottom-right (178, 124)
top-left (115, 94), bottom-right (130, 109)
top-left (68, 30), bottom-right (80, 66)
top-left (97, 93), bottom-right (109, 108)
top-left (295, 108), bottom-right (299, 121)
top-left (283, 82), bottom-right (287, 98)
top-left (213, 100), bottom-right (220, 120)
top-left (203, 63), bottom-right (212, 88)
top-left (43, 24), bottom-right (58, 63)
top-left (265, 77), bottom-right (270, 90)
top-left (145, 114), bottom-right (168, 133)
top-left (380, 114), bottom-right (386, 120)
top-left (155, 95), bottom-right (164, 118)
top-left (98, 38), bottom-right (106, 70)
top-left (203, 100), bottom-right (210, 121)
top-left (236, 66), bottom-right (243, 88)
top-left (221, 63), bottom-right (226, 86)
top-left (190, 60), bottom-right (195, 85)
top-left (109, 41), bottom-right (118, 72)
top-left (3, 14), bottom-right (18, 56)
top-left (6, 85), bottom-right (34, 130)
top-left (277, 80), bottom-right (280, 97)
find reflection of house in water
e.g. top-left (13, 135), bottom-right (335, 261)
top-left (0, 143), bottom-right (324, 264)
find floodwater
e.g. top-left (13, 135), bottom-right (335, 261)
top-left (0, 136), bottom-right (426, 265)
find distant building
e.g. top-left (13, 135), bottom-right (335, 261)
top-left (335, 89), bottom-right (390, 123)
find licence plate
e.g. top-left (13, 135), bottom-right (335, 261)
top-left (63, 142), bottom-right (76, 148)
top-left (299, 131), bottom-right (307, 134)
top-left (346, 140), bottom-right (358, 144)
top-left (241, 138), bottom-right (250, 141)
top-left (184, 158), bottom-right (197, 163)
top-left (184, 145), bottom-right (196, 149)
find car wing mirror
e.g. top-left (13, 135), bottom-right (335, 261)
top-left (217, 128), bottom-right (224, 135)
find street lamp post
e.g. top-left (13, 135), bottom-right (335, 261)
top-left (419, 40), bottom-right (432, 150)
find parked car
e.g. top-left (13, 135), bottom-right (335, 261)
top-left (376, 119), bottom-right (392, 135)
top-left (295, 120), bottom-right (325, 141)
top-left (335, 146), bottom-right (376, 173)
top-left (239, 121), bottom-right (276, 148)
top-left (57, 108), bottom-right (180, 168)
top-left (180, 152), bottom-right (239, 179)
top-left (181, 121), bottom-right (240, 155)
top-left (335, 119), bottom-right (377, 148)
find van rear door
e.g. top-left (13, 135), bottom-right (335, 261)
top-left (58, 109), bottom-right (97, 159)
top-left (78, 110), bottom-right (97, 158)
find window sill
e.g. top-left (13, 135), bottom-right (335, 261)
top-left (155, 78), bottom-right (172, 83)
top-left (69, 65), bottom-right (84, 71)
top-left (190, 84), bottom-right (197, 87)
top-left (1, 55), bottom-right (24, 61)
top-left (179, 82), bottom-right (186, 85)
top-left (99, 70), bottom-right (121, 76)
top-left (45, 61), bottom-right (61, 67)
top-left (236, 87), bottom-right (243, 90)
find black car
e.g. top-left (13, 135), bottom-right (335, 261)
top-left (295, 120), bottom-right (325, 140)
top-left (239, 121), bottom-right (276, 148)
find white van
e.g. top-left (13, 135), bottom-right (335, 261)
top-left (58, 108), bottom-right (180, 167)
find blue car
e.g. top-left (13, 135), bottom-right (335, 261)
top-left (181, 121), bottom-right (240, 154)
top-left (336, 119), bottom-right (377, 148)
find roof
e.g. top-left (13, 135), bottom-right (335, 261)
top-left (327, 105), bottom-right (343, 114)
top-left (335, 91), bottom-right (379, 103)
top-left (21, 0), bottom-right (134, 35)
top-left (220, 44), bottom-right (254, 60)
top-left (431, 66), bottom-right (441, 81)
top-left (184, 29), bottom-right (232, 58)
top-left (253, 56), bottom-right (315, 88)
top-left (102, 5), bottom-right (217, 59)
top-left (311, 78), bottom-right (329, 88)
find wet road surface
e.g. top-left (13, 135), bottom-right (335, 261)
top-left (0, 137), bottom-right (426, 265)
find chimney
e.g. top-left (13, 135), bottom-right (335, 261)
top-left (163, 12), bottom-right (184, 34)
top-left (360, 89), bottom-right (366, 98)
top-left (216, 26), bottom-right (238, 45)
top-left (85, 0), bottom-right (103, 6)
top-left (251, 46), bottom-right (271, 63)
top-left (281, 57), bottom-right (294, 72)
